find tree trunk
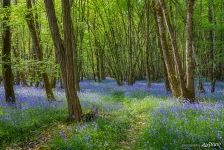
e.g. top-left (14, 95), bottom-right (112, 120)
top-left (93, 15), bottom-right (101, 82)
top-left (144, 0), bottom-right (151, 87)
top-left (99, 48), bottom-right (105, 80)
top-left (208, 0), bottom-right (216, 93)
top-left (185, 0), bottom-right (196, 101)
top-left (153, 4), bottom-right (170, 92)
top-left (13, 34), bottom-right (20, 85)
top-left (198, 78), bottom-right (205, 94)
top-left (13, 0), bottom-right (20, 85)
top-left (127, 0), bottom-right (134, 85)
top-left (2, 0), bottom-right (16, 103)
top-left (26, 0), bottom-right (55, 100)
top-left (158, 0), bottom-right (186, 97)
top-left (156, 0), bottom-right (196, 102)
top-left (72, 27), bottom-right (81, 91)
top-left (155, 2), bottom-right (181, 97)
top-left (44, 0), bottom-right (82, 121)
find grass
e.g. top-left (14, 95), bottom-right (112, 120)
top-left (0, 107), bottom-right (67, 148)
top-left (0, 89), bottom-right (224, 149)
top-left (48, 109), bottom-right (132, 149)
top-left (135, 100), bottom-right (224, 149)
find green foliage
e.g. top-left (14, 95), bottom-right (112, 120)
top-left (111, 91), bottom-right (125, 101)
top-left (0, 108), bottom-right (3, 116)
top-left (1, 92), bottom-right (224, 149)
top-left (49, 111), bottom-right (131, 149)
top-left (136, 103), bottom-right (224, 149)
top-left (1, 0), bottom-right (223, 81)
top-left (128, 91), bottom-right (149, 100)
top-left (0, 107), bottom-right (67, 148)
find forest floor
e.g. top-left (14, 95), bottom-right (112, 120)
top-left (0, 78), bottom-right (224, 149)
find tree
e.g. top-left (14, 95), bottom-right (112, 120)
top-left (144, 0), bottom-right (151, 87)
top-left (26, 0), bottom-right (55, 100)
top-left (208, 0), bottom-right (216, 93)
top-left (155, 0), bottom-right (183, 98)
top-left (2, 0), bottom-right (15, 103)
top-left (127, 0), bottom-right (135, 85)
top-left (185, 0), bottom-right (196, 100)
top-left (155, 0), bottom-right (196, 102)
top-left (44, 0), bottom-right (82, 121)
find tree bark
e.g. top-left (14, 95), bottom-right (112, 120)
top-left (2, 0), bottom-right (15, 103)
top-left (208, 0), bottom-right (216, 93)
top-left (185, 0), bottom-right (196, 101)
top-left (156, 0), bottom-right (196, 102)
top-left (158, 0), bottom-right (187, 97)
top-left (26, 0), bottom-right (55, 100)
top-left (144, 0), bottom-right (151, 87)
top-left (44, 0), bottom-right (82, 121)
top-left (155, 2), bottom-right (181, 97)
top-left (127, 0), bottom-right (134, 85)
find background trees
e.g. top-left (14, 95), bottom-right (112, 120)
top-left (0, 0), bottom-right (224, 113)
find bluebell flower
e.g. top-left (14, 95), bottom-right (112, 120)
top-left (59, 131), bottom-right (66, 140)
top-left (83, 134), bottom-right (91, 143)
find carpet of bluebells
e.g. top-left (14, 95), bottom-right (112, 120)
top-left (0, 78), bottom-right (224, 149)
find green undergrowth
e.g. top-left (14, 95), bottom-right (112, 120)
top-left (48, 110), bottom-right (132, 149)
top-left (0, 92), bottom-right (224, 149)
top-left (0, 107), bottom-right (67, 149)
top-left (47, 96), bottom-right (163, 150)
top-left (135, 101), bottom-right (224, 149)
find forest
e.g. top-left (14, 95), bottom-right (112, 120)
top-left (0, 0), bottom-right (224, 149)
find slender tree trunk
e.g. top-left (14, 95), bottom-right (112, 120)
top-left (13, 0), bottom-right (20, 85)
top-left (127, 0), bottom-right (134, 85)
top-left (93, 15), bottom-right (101, 82)
top-left (72, 27), bottom-right (80, 91)
top-left (155, 2), bottom-right (181, 97)
top-left (156, 0), bottom-right (196, 102)
top-left (185, 0), bottom-right (196, 101)
top-left (99, 48), bottom-right (105, 80)
top-left (2, 0), bottom-right (15, 103)
top-left (26, 0), bottom-right (55, 100)
top-left (198, 78), bottom-right (205, 93)
top-left (158, 0), bottom-right (186, 97)
top-left (153, 5), bottom-right (170, 92)
top-left (144, 0), bottom-right (151, 87)
top-left (13, 33), bottom-right (20, 85)
top-left (208, 0), bottom-right (216, 93)
top-left (44, 0), bottom-right (82, 121)
top-left (62, 0), bottom-right (82, 121)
